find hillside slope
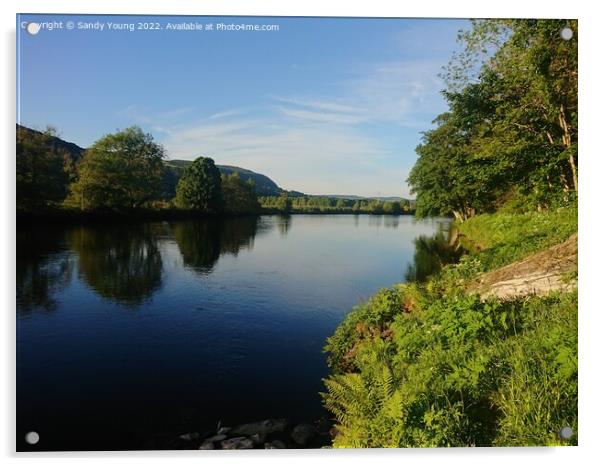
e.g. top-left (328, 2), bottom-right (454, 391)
top-left (166, 160), bottom-right (282, 196)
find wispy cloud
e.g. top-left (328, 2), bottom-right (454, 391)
top-left (207, 108), bottom-right (247, 120)
top-left (270, 59), bottom-right (444, 129)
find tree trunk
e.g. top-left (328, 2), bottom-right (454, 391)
top-left (559, 103), bottom-right (578, 192)
top-left (452, 210), bottom-right (465, 223)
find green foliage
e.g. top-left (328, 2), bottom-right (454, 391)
top-left (493, 295), bottom-right (578, 446)
top-left (221, 172), bottom-right (260, 214)
top-left (259, 195), bottom-right (412, 214)
top-left (16, 126), bottom-right (71, 210)
top-left (259, 193), bottom-right (292, 213)
top-left (409, 19), bottom-right (578, 220)
top-left (175, 156), bottom-right (222, 212)
top-left (66, 127), bottom-right (165, 209)
top-left (458, 202), bottom-right (577, 270)
top-left (323, 208), bottom-right (577, 447)
top-left (324, 288), bottom-right (577, 448)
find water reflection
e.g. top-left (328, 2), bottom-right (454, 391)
top-left (275, 215), bottom-right (292, 237)
top-left (16, 228), bottom-right (73, 313)
top-left (17, 215), bottom-right (456, 313)
top-left (405, 224), bottom-right (464, 282)
top-left (69, 225), bottom-right (163, 306)
top-left (173, 216), bottom-right (259, 274)
top-left (383, 215), bottom-right (400, 229)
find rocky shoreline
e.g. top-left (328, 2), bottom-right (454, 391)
top-left (169, 418), bottom-right (333, 450)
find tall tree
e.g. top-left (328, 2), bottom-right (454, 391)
top-left (67, 127), bottom-right (165, 209)
top-left (409, 19), bottom-right (577, 218)
top-left (174, 156), bottom-right (222, 212)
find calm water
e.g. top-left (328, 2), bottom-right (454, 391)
top-left (16, 214), bottom-right (449, 450)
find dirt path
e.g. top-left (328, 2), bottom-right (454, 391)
top-left (469, 233), bottom-right (577, 300)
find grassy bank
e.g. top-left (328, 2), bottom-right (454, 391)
top-left (322, 205), bottom-right (577, 447)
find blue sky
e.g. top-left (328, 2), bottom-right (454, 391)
top-left (17, 15), bottom-right (468, 197)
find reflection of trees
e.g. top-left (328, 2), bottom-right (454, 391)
top-left (17, 228), bottom-right (73, 313)
top-left (68, 225), bottom-right (163, 306)
top-left (383, 216), bottom-right (400, 229)
top-left (173, 216), bottom-right (259, 274)
top-left (368, 215), bottom-right (383, 229)
top-left (405, 230), bottom-right (464, 283)
top-left (275, 215), bottom-right (291, 237)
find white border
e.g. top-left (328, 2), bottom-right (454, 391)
top-left (2, 1), bottom-right (600, 465)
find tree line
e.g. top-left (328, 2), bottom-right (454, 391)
top-left (16, 125), bottom-right (260, 215)
top-left (407, 19), bottom-right (577, 221)
top-left (17, 124), bottom-right (415, 217)
top-left (259, 195), bottom-right (413, 214)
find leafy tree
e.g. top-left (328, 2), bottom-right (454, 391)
top-left (16, 126), bottom-right (71, 210)
top-left (274, 193), bottom-right (292, 213)
top-left (336, 198), bottom-right (348, 210)
top-left (67, 127), bottom-right (165, 209)
top-left (175, 156), bottom-right (222, 212)
top-left (409, 19), bottom-right (578, 219)
top-left (221, 172), bottom-right (260, 214)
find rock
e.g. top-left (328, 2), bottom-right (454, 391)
top-left (178, 432), bottom-right (200, 441)
top-left (221, 437), bottom-right (254, 450)
top-left (198, 440), bottom-right (215, 450)
top-left (231, 418), bottom-right (288, 437)
top-left (250, 432), bottom-right (266, 446)
top-left (217, 426), bottom-right (231, 435)
top-left (265, 440), bottom-right (287, 449)
top-left (204, 434), bottom-right (226, 443)
top-left (291, 423), bottom-right (318, 446)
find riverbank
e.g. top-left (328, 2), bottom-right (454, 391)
top-left (322, 204), bottom-right (578, 447)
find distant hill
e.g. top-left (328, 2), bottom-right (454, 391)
top-left (17, 124), bottom-right (85, 161)
top-left (166, 160), bottom-right (282, 197)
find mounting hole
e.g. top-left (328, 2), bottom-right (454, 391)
top-left (559, 426), bottom-right (573, 440)
top-left (26, 23), bottom-right (41, 36)
top-left (560, 27), bottom-right (573, 41)
top-left (25, 431), bottom-right (39, 445)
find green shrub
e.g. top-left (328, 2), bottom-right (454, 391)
top-left (458, 203), bottom-right (577, 270)
top-left (323, 288), bottom-right (577, 448)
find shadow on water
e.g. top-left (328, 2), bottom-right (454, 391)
top-left (405, 223), bottom-right (465, 283)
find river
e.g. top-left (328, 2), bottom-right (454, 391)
top-left (16, 214), bottom-right (450, 450)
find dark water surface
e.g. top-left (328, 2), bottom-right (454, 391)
top-left (17, 214), bottom-right (449, 450)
